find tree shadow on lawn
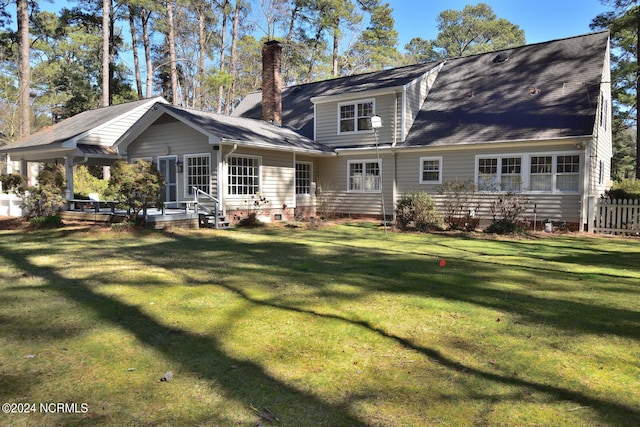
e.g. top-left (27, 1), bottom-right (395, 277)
top-left (118, 231), bottom-right (640, 424)
top-left (0, 243), bottom-right (367, 426)
top-left (2, 228), bottom-right (639, 425)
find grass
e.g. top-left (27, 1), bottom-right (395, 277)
top-left (0, 220), bottom-right (639, 426)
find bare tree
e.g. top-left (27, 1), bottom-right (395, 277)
top-left (102, 0), bottom-right (110, 106)
top-left (17, 0), bottom-right (30, 136)
top-left (166, 0), bottom-right (179, 105)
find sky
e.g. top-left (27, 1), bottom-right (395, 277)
top-left (38, 0), bottom-right (610, 50)
top-left (390, 0), bottom-right (609, 48)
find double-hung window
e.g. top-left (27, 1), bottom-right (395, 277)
top-left (420, 157), bottom-right (442, 184)
top-left (185, 154), bottom-right (211, 196)
top-left (477, 156), bottom-right (522, 192)
top-left (348, 160), bottom-right (380, 192)
top-left (556, 155), bottom-right (580, 192)
top-left (530, 156), bottom-right (553, 192)
top-left (228, 155), bottom-right (260, 196)
top-left (339, 100), bottom-right (374, 133)
top-left (295, 162), bottom-right (312, 195)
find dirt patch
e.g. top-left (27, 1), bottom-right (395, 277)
top-left (0, 216), bottom-right (28, 230)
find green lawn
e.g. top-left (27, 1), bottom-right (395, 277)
top-left (0, 221), bottom-right (639, 426)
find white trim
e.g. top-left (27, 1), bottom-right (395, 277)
top-left (311, 87), bottom-right (399, 104)
top-left (474, 151), bottom-right (582, 194)
top-left (419, 156), bottom-right (443, 184)
top-left (347, 158), bottom-right (382, 193)
top-left (226, 154), bottom-right (262, 199)
top-left (295, 161), bottom-right (313, 196)
top-left (183, 153), bottom-right (212, 197)
top-left (157, 155), bottom-right (178, 203)
top-left (337, 99), bottom-right (376, 135)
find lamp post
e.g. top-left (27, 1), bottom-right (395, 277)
top-left (371, 115), bottom-right (387, 234)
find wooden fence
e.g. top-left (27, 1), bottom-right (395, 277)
top-left (594, 199), bottom-right (640, 235)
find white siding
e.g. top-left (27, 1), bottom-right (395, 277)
top-left (78, 102), bottom-right (157, 146)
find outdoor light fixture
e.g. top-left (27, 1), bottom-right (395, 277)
top-left (371, 115), bottom-right (383, 129)
top-left (371, 114), bottom-right (387, 235)
top-left (176, 159), bottom-right (184, 173)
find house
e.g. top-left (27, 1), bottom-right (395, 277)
top-left (0, 31), bottom-right (611, 231)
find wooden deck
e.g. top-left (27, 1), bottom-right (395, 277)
top-left (60, 208), bottom-right (200, 229)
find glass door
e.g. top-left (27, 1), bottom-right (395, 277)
top-left (158, 156), bottom-right (178, 207)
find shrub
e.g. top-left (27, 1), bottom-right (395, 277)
top-left (107, 160), bottom-right (164, 222)
top-left (439, 179), bottom-right (480, 231)
top-left (395, 191), bottom-right (442, 231)
top-left (29, 215), bottom-right (63, 228)
top-left (486, 192), bottom-right (530, 234)
top-left (74, 165), bottom-right (109, 198)
top-left (238, 192), bottom-right (270, 227)
top-left (605, 179), bottom-right (640, 200)
top-left (17, 164), bottom-right (66, 219)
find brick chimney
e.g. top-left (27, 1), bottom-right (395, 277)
top-left (262, 40), bottom-right (282, 125)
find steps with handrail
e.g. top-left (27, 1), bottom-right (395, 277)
top-left (191, 187), bottom-right (232, 229)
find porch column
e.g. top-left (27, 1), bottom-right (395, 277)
top-left (64, 156), bottom-right (74, 200)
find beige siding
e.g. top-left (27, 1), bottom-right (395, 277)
top-left (393, 142), bottom-right (588, 223)
top-left (220, 146), bottom-right (296, 213)
top-left (316, 152), bottom-right (394, 217)
top-left (403, 68), bottom-right (439, 141)
top-left (127, 121), bottom-right (214, 201)
top-left (315, 93), bottom-right (398, 147)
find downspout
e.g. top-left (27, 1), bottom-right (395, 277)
top-left (221, 143), bottom-right (238, 215)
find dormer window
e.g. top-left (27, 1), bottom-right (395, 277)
top-left (339, 100), bottom-right (374, 133)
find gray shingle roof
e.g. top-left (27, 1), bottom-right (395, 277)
top-left (402, 31), bottom-right (609, 147)
top-left (1, 97), bottom-right (164, 151)
top-left (234, 31), bottom-right (609, 147)
top-left (159, 104), bottom-right (333, 153)
top-left (232, 62), bottom-right (439, 139)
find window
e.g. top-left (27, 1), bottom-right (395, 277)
top-left (530, 156), bottom-right (552, 192)
top-left (477, 156), bottom-right (522, 192)
top-left (296, 162), bottom-right (312, 195)
top-left (420, 157), bottom-right (442, 184)
top-left (339, 100), bottom-right (374, 133)
top-left (600, 92), bottom-right (608, 130)
top-left (348, 160), bottom-right (380, 192)
top-left (185, 154), bottom-right (210, 195)
top-left (228, 155), bottom-right (260, 196)
top-left (556, 155), bottom-right (580, 192)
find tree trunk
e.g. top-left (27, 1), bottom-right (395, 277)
top-left (102, 0), bottom-right (110, 107)
top-left (333, 28), bottom-right (339, 77)
top-left (217, 0), bottom-right (229, 114)
top-left (225, 0), bottom-right (240, 115)
top-left (142, 8), bottom-right (153, 98)
top-left (636, 9), bottom-right (640, 179)
top-left (129, 6), bottom-right (143, 99)
top-left (166, 0), bottom-right (179, 105)
top-left (17, 0), bottom-right (30, 137)
top-left (197, 6), bottom-right (206, 110)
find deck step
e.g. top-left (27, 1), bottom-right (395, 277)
top-left (198, 213), bottom-right (232, 229)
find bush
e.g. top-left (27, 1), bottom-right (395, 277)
top-left (439, 179), bottom-right (480, 231)
top-left (486, 192), bottom-right (530, 234)
top-left (74, 165), bottom-right (109, 198)
top-left (29, 215), bottom-right (63, 228)
top-left (107, 160), bottom-right (164, 222)
top-left (395, 191), bottom-right (442, 231)
top-left (605, 179), bottom-right (640, 200)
